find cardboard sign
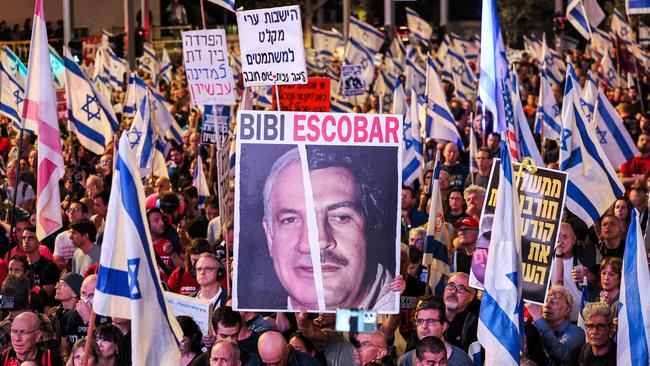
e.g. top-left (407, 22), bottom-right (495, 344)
top-left (340, 64), bottom-right (366, 97)
top-left (471, 160), bottom-right (568, 304)
top-left (237, 5), bottom-right (307, 86)
top-left (271, 77), bottom-right (330, 112)
top-left (182, 29), bottom-right (236, 105)
top-left (164, 291), bottom-right (213, 335)
top-left (202, 105), bottom-right (231, 146)
top-left (233, 110), bottom-right (403, 314)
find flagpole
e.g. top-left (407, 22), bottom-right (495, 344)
top-left (81, 311), bottom-right (97, 366)
top-left (469, 112), bottom-right (475, 185)
top-left (199, 0), bottom-right (207, 29)
top-left (7, 127), bottom-right (25, 254)
top-left (275, 85), bottom-right (281, 112)
top-left (214, 137), bottom-right (231, 296)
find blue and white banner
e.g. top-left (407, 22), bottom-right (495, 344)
top-left (406, 7), bottom-right (432, 45)
top-left (94, 134), bottom-right (182, 365)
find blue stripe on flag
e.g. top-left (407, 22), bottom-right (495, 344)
top-left (596, 97), bottom-right (636, 161)
top-left (566, 181), bottom-right (601, 222)
top-left (479, 290), bottom-right (521, 361)
top-left (68, 114), bottom-right (106, 148)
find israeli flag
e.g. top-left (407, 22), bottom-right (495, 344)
top-left (126, 91), bottom-right (157, 177)
top-left (617, 209), bottom-right (650, 365)
top-left (0, 62), bottom-right (25, 132)
top-left (479, 0), bottom-right (509, 132)
top-left (406, 47), bottom-right (426, 97)
top-left (591, 28), bottom-right (612, 57)
top-left (49, 45), bottom-right (65, 88)
top-left (406, 7), bottom-right (432, 45)
top-left (591, 88), bottom-right (640, 169)
top-left (331, 98), bottom-right (354, 113)
top-left (312, 26), bottom-right (343, 60)
top-left (193, 154), bottom-right (210, 209)
top-left (394, 78), bottom-right (423, 187)
top-left (477, 138), bottom-right (523, 366)
top-left (63, 48), bottom-right (119, 155)
top-left (1, 46), bottom-right (27, 87)
top-left (425, 57), bottom-right (464, 148)
top-left (510, 72), bottom-right (544, 166)
top-left (598, 50), bottom-right (619, 89)
top-left (124, 73), bottom-right (179, 143)
top-left (450, 32), bottom-right (479, 61)
top-left (612, 8), bottom-right (634, 44)
top-left (107, 48), bottom-right (128, 91)
top-left (422, 150), bottom-right (450, 288)
top-left (388, 36), bottom-right (406, 65)
top-left (581, 71), bottom-right (598, 122)
top-left (560, 63), bottom-right (624, 227)
top-left (138, 43), bottom-right (160, 84)
top-left (348, 17), bottom-right (385, 55)
top-left (640, 22), bottom-right (650, 46)
top-left (535, 70), bottom-right (562, 140)
top-left (566, 0), bottom-right (604, 40)
top-left (160, 48), bottom-right (173, 86)
top-left (94, 133), bottom-right (182, 365)
top-left (523, 35), bottom-right (542, 60)
top-left (207, 0), bottom-right (236, 13)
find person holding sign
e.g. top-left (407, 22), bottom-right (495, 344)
top-left (257, 146), bottom-right (401, 311)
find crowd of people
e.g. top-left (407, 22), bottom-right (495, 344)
top-left (0, 13), bottom-right (647, 366)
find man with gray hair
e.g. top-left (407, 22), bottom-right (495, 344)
top-left (577, 302), bottom-right (616, 365)
top-left (258, 146), bottom-right (401, 311)
top-left (463, 185), bottom-right (485, 220)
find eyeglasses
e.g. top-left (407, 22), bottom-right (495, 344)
top-left (585, 323), bottom-right (610, 332)
top-left (67, 207), bottom-right (81, 213)
top-left (195, 267), bottom-right (217, 273)
top-left (358, 341), bottom-right (383, 349)
top-left (11, 329), bottom-right (36, 336)
top-left (546, 289), bottom-right (569, 305)
top-left (100, 159), bottom-right (113, 166)
top-left (445, 283), bottom-right (471, 294)
top-left (416, 318), bottom-right (441, 327)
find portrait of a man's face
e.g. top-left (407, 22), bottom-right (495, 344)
top-left (262, 162), bottom-right (368, 309)
top-left (235, 143), bottom-right (400, 313)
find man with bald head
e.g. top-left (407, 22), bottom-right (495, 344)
top-left (251, 331), bottom-right (319, 366)
top-left (210, 340), bottom-right (241, 366)
top-left (353, 330), bottom-right (388, 365)
top-left (2, 312), bottom-right (60, 365)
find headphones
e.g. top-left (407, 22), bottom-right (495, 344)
top-left (198, 252), bottom-right (226, 282)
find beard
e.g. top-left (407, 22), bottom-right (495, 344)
top-left (446, 296), bottom-right (459, 311)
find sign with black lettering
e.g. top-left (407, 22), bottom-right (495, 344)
top-left (340, 64), bottom-right (366, 97)
top-left (471, 160), bottom-right (568, 304)
top-left (182, 29), bottom-right (236, 106)
top-left (236, 5), bottom-right (307, 87)
top-left (202, 105), bottom-right (230, 146)
top-left (271, 77), bottom-right (330, 112)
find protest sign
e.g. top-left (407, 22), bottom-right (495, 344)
top-left (237, 5), bottom-right (307, 87)
top-left (271, 77), bottom-right (330, 112)
top-left (470, 160), bottom-right (568, 304)
top-left (340, 64), bottom-right (366, 97)
top-left (217, 136), bottom-right (233, 225)
top-left (182, 29), bottom-right (236, 106)
top-left (234, 110), bottom-right (403, 314)
top-left (202, 105), bottom-right (231, 146)
top-left (164, 291), bottom-right (213, 335)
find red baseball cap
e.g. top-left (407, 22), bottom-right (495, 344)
top-left (453, 217), bottom-right (479, 229)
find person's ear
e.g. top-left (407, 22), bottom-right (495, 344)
top-left (376, 347), bottom-right (387, 360)
top-left (34, 330), bottom-right (42, 342)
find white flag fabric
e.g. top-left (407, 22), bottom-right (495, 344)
top-left (402, 80), bottom-right (424, 187)
top-left (0, 62), bottom-right (25, 132)
top-left (207, 0), bottom-right (236, 12)
top-left (560, 63), bottom-right (624, 227)
top-left (479, 0), bottom-right (509, 132)
top-left (406, 7), bottom-right (432, 45)
top-left (477, 139), bottom-right (523, 366)
top-left (193, 154), bottom-right (210, 209)
top-left (640, 22), bottom-right (650, 46)
top-left (616, 209), bottom-right (650, 365)
top-left (591, 88), bottom-right (640, 169)
top-left (64, 48), bottom-right (119, 155)
top-left (581, 71), bottom-right (598, 122)
top-left (348, 17), bottom-right (385, 55)
top-left (312, 26), bottom-right (343, 60)
top-left (23, 0), bottom-right (64, 240)
top-left (598, 50), bottom-right (620, 89)
top-left (126, 91), bottom-right (157, 177)
top-left (535, 69), bottom-right (562, 140)
top-left (510, 72), bottom-right (544, 166)
top-left (160, 48), bottom-right (173, 86)
top-left (612, 9), bottom-right (634, 44)
top-left (425, 57), bottom-right (463, 148)
top-left (94, 134), bottom-right (182, 365)
top-left (566, 0), bottom-right (605, 40)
